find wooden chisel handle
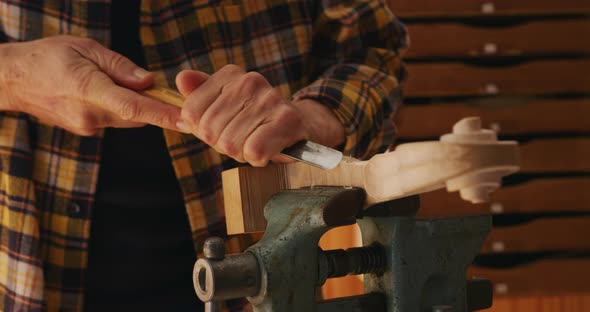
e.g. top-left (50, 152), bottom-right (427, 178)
top-left (140, 85), bottom-right (185, 108)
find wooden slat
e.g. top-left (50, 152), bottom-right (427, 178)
top-left (520, 138), bottom-right (590, 173)
top-left (389, 0), bottom-right (590, 18)
top-left (418, 178), bottom-right (590, 217)
top-left (396, 98), bottom-right (590, 139)
top-left (468, 259), bottom-right (590, 296)
top-left (405, 20), bottom-right (590, 59)
top-left (481, 217), bottom-right (590, 253)
top-left (490, 294), bottom-right (590, 312)
top-left (404, 60), bottom-right (590, 98)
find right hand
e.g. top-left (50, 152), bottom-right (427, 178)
top-left (0, 35), bottom-right (182, 136)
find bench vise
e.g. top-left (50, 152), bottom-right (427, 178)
top-left (193, 187), bottom-right (493, 311)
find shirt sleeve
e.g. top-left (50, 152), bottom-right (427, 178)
top-left (292, 0), bottom-right (408, 159)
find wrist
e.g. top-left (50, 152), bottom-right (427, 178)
top-left (293, 98), bottom-right (345, 148)
top-left (0, 42), bottom-right (22, 111)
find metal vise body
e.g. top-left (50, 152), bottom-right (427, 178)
top-left (194, 187), bottom-right (492, 311)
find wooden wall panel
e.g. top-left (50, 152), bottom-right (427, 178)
top-left (481, 217), bottom-right (590, 253)
top-left (405, 20), bottom-right (590, 59)
top-left (418, 178), bottom-right (590, 216)
top-left (490, 294), bottom-right (590, 312)
top-left (389, 0), bottom-right (590, 18)
top-left (396, 98), bottom-right (590, 139)
top-left (469, 259), bottom-right (590, 296)
top-left (520, 138), bottom-right (590, 173)
top-left (404, 60), bottom-right (590, 98)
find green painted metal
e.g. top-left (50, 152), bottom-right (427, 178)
top-left (194, 187), bottom-right (492, 311)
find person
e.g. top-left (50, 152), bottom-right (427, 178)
top-left (0, 0), bottom-right (407, 310)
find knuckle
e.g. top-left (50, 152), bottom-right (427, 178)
top-left (220, 64), bottom-right (245, 75)
top-left (70, 112), bottom-right (98, 136)
top-left (237, 72), bottom-right (267, 95)
top-left (181, 107), bottom-right (202, 125)
top-left (117, 97), bottom-right (140, 121)
top-left (243, 143), bottom-right (268, 166)
top-left (218, 140), bottom-right (239, 157)
top-left (264, 88), bottom-right (285, 104)
top-left (197, 123), bottom-right (215, 143)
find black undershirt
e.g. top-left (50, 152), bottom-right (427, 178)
top-left (84, 1), bottom-right (203, 311)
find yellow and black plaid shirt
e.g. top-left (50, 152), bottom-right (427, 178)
top-left (0, 0), bottom-right (407, 310)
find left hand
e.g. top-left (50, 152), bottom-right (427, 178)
top-left (175, 65), bottom-right (345, 167)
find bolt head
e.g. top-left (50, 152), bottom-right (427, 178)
top-left (203, 237), bottom-right (226, 260)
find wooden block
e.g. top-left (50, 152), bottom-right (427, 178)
top-left (389, 0), bottom-right (590, 18)
top-left (520, 138), bottom-right (590, 173)
top-left (405, 20), bottom-right (590, 59)
top-left (404, 60), bottom-right (590, 98)
top-left (418, 177), bottom-right (590, 216)
top-left (468, 259), bottom-right (590, 296)
top-left (223, 118), bottom-right (519, 234)
top-left (396, 98), bottom-right (590, 139)
top-left (481, 217), bottom-right (590, 254)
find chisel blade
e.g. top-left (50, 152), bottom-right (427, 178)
top-left (281, 140), bottom-right (343, 170)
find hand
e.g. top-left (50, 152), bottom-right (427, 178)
top-left (175, 65), bottom-right (345, 167)
top-left (0, 35), bottom-right (181, 135)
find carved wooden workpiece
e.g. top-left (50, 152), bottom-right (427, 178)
top-left (223, 117), bottom-right (520, 234)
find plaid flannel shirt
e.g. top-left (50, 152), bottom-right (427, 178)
top-left (0, 0), bottom-right (407, 310)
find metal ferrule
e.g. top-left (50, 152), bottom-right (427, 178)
top-left (193, 252), bottom-right (261, 302)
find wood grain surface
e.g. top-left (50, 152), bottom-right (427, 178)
top-left (404, 60), bottom-right (590, 98)
top-left (418, 177), bottom-right (590, 216)
top-left (404, 20), bottom-right (590, 59)
top-left (520, 138), bottom-right (590, 173)
top-left (223, 140), bottom-right (519, 234)
top-left (389, 0), bottom-right (590, 17)
top-left (396, 98), bottom-right (590, 139)
top-left (481, 217), bottom-right (590, 253)
top-left (469, 259), bottom-right (590, 296)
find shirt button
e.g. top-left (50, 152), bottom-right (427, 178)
top-left (67, 202), bottom-right (82, 217)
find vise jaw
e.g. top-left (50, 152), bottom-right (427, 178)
top-left (193, 187), bottom-right (493, 312)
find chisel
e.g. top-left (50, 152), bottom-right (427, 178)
top-left (141, 85), bottom-right (343, 170)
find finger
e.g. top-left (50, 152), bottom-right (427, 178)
top-left (88, 74), bottom-right (183, 130)
top-left (177, 75), bottom-right (224, 136)
top-left (108, 119), bottom-right (147, 129)
top-left (213, 96), bottom-right (271, 161)
top-left (197, 89), bottom-right (260, 148)
top-left (73, 39), bottom-right (154, 90)
top-left (242, 112), bottom-right (306, 167)
top-left (270, 154), bottom-right (296, 164)
top-left (175, 70), bottom-right (210, 96)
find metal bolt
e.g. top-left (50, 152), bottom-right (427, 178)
top-left (491, 241), bottom-right (505, 252)
top-left (481, 2), bottom-right (496, 14)
top-left (485, 83), bottom-right (499, 95)
top-left (483, 43), bottom-right (498, 55)
top-left (203, 237), bottom-right (226, 260)
top-left (490, 202), bottom-right (504, 214)
top-left (495, 283), bottom-right (509, 295)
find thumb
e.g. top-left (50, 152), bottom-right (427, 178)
top-left (175, 70), bottom-right (210, 97)
top-left (78, 40), bottom-right (154, 90)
